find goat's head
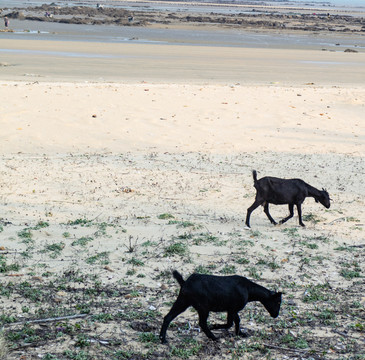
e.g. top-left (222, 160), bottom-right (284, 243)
top-left (262, 292), bottom-right (282, 318)
top-left (315, 188), bottom-right (331, 209)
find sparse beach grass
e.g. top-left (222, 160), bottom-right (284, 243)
top-left (0, 151), bottom-right (363, 359)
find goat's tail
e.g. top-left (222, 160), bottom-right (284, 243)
top-left (172, 270), bottom-right (185, 287)
top-left (252, 170), bottom-right (258, 184)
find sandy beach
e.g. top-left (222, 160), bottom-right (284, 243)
top-left (0, 6), bottom-right (365, 359)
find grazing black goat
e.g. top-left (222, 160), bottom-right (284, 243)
top-left (159, 270), bottom-right (282, 343)
top-left (245, 170), bottom-right (330, 228)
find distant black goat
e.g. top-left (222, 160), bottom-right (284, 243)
top-left (245, 170), bottom-right (330, 228)
top-left (159, 270), bottom-right (282, 343)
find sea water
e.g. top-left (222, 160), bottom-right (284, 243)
top-left (1, 0), bottom-right (364, 51)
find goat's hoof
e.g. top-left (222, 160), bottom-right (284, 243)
top-left (238, 330), bottom-right (249, 338)
top-left (300, 223), bottom-right (306, 227)
top-left (244, 225), bottom-right (251, 230)
top-left (160, 337), bottom-right (167, 345)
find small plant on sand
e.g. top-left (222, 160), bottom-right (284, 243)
top-left (250, 230), bottom-right (262, 238)
top-left (340, 261), bottom-right (361, 280)
top-left (282, 228), bottom-right (299, 238)
top-left (85, 252), bottom-right (110, 265)
top-left (154, 269), bottom-right (173, 280)
top-left (340, 269), bottom-right (361, 280)
top-left (32, 221), bottom-right (49, 230)
top-left (239, 239), bottom-right (255, 248)
top-left (170, 338), bottom-right (202, 359)
top-left (168, 220), bottom-right (202, 230)
top-left (7, 324), bottom-right (41, 343)
top-left (303, 283), bottom-right (331, 303)
top-left (127, 257), bottom-right (144, 267)
top-left (194, 265), bottom-right (214, 274)
top-left (18, 228), bottom-right (33, 242)
top-left (299, 240), bottom-right (319, 249)
top-left (318, 309), bottom-right (336, 324)
top-left (219, 265), bottom-right (236, 274)
top-left (335, 244), bottom-right (358, 253)
top-left (43, 354), bottom-right (60, 360)
top-left (138, 332), bottom-right (159, 344)
top-left (0, 314), bottom-right (17, 325)
top-left (256, 258), bottom-right (280, 271)
top-left (193, 233), bottom-right (226, 246)
top-left (302, 213), bottom-right (322, 223)
top-left (164, 242), bottom-right (189, 257)
top-left (158, 213), bottom-right (175, 220)
top-left (268, 259), bottom-right (280, 271)
top-left (246, 266), bottom-right (262, 280)
top-left (345, 216), bottom-right (360, 222)
top-left (305, 234), bottom-right (330, 243)
top-left (19, 282), bottom-right (45, 302)
top-left (235, 257), bottom-right (250, 265)
top-left (178, 221), bottom-right (199, 229)
top-left (125, 236), bottom-right (139, 253)
top-left (0, 255), bottom-right (20, 273)
top-left (67, 219), bottom-right (93, 227)
top-left (71, 236), bottom-right (94, 247)
top-left (41, 242), bottom-right (65, 258)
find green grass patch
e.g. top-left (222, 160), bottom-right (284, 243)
top-left (71, 236), bottom-right (94, 247)
top-left (127, 257), bottom-right (144, 267)
top-left (158, 213), bottom-right (175, 220)
top-left (0, 255), bottom-right (20, 273)
top-left (219, 265), bottom-right (236, 274)
top-left (41, 242), bottom-right (65, 258)
top-left (303, 283), bottom-right (331, 302)
top-left (85, 252), bottom-right (110, 265)
top-left (164, 242), bottom-right (189, 257)
top-left (67, 219), bottom-right (93, 226)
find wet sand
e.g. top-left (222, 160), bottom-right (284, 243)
top-left (1, 38), bottom-right (365, 84)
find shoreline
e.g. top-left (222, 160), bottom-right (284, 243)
top-left (1, 39), bottom-right (365, 85)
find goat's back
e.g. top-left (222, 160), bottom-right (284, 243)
top-left (181, 274), bottom-right (251, 312)
top-left (255, 176), bottom-right (309, 204)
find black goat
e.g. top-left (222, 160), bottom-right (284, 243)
top-left (245, 170), bottom-right (330, 228)
top-left (159, 270), bottom-right (282, 343)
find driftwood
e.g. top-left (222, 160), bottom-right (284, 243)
top-left (263, 343), bottom-right (314, 355)
top-left (5, 313), bottom-right (88, 327)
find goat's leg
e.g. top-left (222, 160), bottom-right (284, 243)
top-left (209, 312), bottom-right (234, 331)
top-left (280, 204), bottom-right (294, 224)
top-left (296, 203), bottom-right (305, 227)
top-left (159, 297), bottom-right (190, 343)
top-left (245, 199), bottom-right (262, 228)
top-left (234, 313), bottom-right (248, 337)
top-left (198, 310), bottom-right (217, 340)
top-left (263, 202), bottom-right (277, 225)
